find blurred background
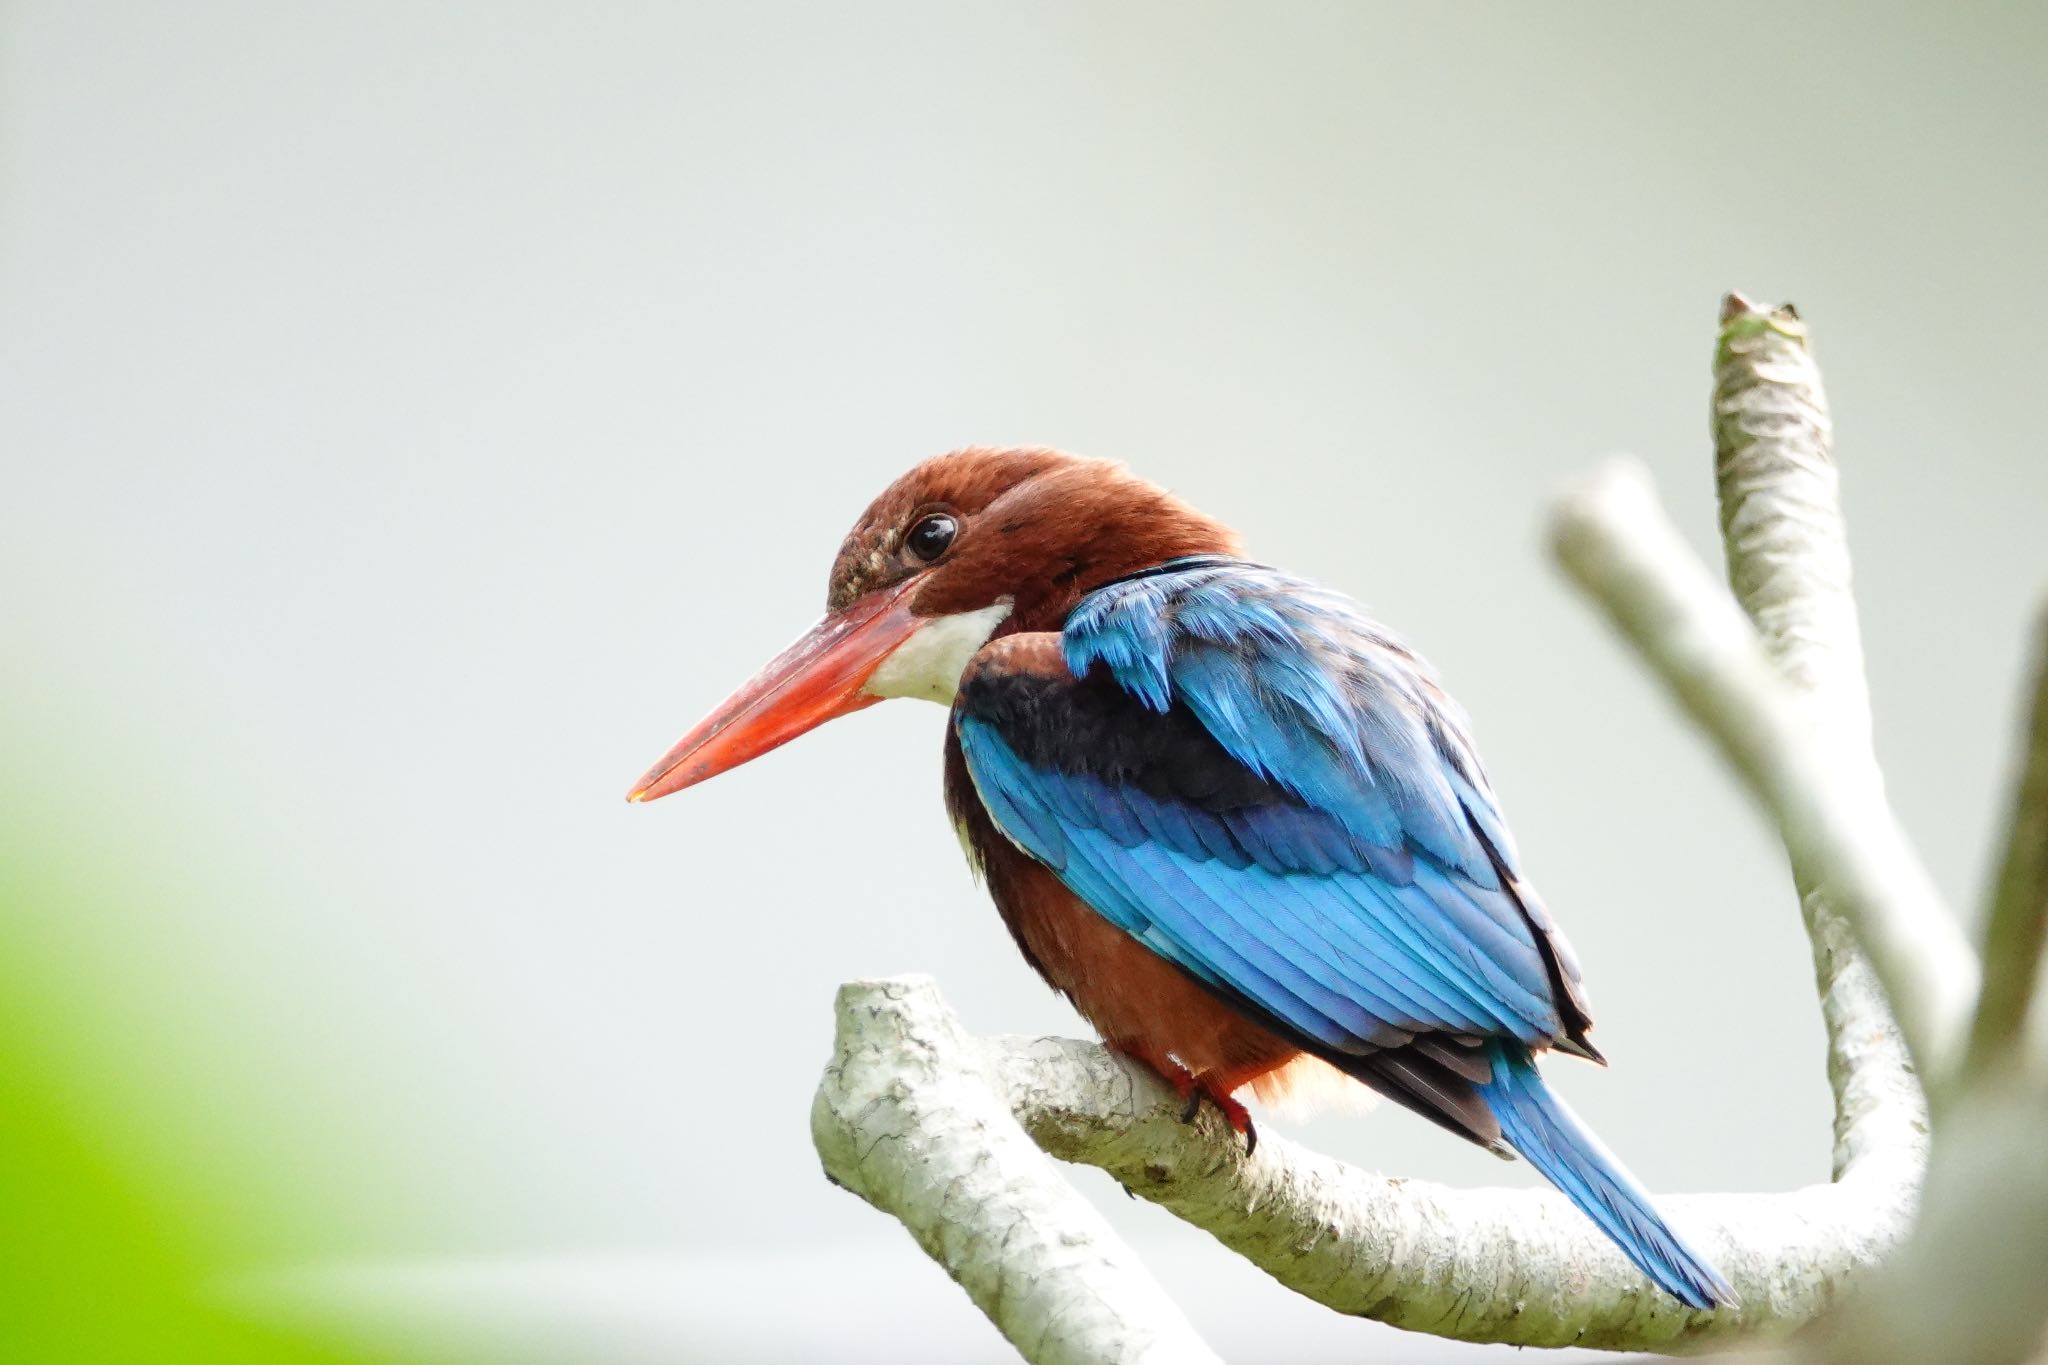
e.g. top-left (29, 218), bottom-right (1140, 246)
top-left (3, 4), bottom-right (2045, 1361)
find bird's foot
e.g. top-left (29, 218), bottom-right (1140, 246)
top-left (1103, 1042), bottom-right (1260, 1157)
top-left (1176, 1078), bottom-right (1258, 1156)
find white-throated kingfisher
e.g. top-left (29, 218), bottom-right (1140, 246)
top-left (629, 447), bottom-right (1733, 1310)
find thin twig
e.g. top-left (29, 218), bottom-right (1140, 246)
top-left (1964, 605), bottom-right (2048, 1076)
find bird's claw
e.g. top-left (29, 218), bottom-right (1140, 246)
top-left (1177, 1082), bottom-right (1258, 1156)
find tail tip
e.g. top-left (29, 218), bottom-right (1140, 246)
top-left (1662, 1258), bottom-right (1739, 1313)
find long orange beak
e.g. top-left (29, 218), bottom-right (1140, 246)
top-left (627, 581), bottom-right (921, 803)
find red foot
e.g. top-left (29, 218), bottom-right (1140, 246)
top-left (1104, 1041), bottom-right (1259, 1155)
top-left (1178, 1081), bottom-right (1258, 1156)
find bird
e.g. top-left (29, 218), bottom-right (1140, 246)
top-left (628, 446), bottom-right (1734, 1311)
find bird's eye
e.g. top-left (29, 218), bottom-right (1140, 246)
top-left (906, 513), bottom-right (957, 562)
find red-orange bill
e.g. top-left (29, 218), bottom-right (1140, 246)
top-left (627, 582), bottom-right (920, 802)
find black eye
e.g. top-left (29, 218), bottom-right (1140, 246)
top-left (906, 513), bottom-right (957, 562)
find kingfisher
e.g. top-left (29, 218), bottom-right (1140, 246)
top-left (628, 447), bottom-right (1733, 1310)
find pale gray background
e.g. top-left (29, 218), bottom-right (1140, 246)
top-left (3, 4), bottom-right (2044, 1362)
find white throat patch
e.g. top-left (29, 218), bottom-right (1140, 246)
top-left (863, 601), bottom-right (1013, 705)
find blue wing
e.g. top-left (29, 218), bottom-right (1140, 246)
top-left (955, 556), bottom-right (1595, 1068)
top-left (954, 559), bottom-right (1738, 1309)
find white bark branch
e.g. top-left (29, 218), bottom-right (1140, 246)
top-left (1711, 297), bottom-right (1871, 758)
top-left (811, 976), bottom-right (1223, 1365)
top-left (817, 968), bottom-right (1917, 1352)
top-left (1551, 462), bottom-right (1964, 1113)
top-left (1709, 294), bottom-right (1935, 1177)
top-left (1705, 293), bottom-right (1977, 1094)
top-left (1696, 295), bottom-right (2046, 1365)
top-left (1812, 607), bottom-right (2048, 1365)
top-left (1813, 1073), bottom-right (2048, 1365)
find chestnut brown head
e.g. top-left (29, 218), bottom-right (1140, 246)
top-left (827, 446), bottom-right (1240, 631)
top-left (628, 446), bottom-right (1238, 800)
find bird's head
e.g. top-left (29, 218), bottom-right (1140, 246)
top-left (627, 446), bottom-right (1238, 802)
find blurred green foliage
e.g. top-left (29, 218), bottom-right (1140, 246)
top-left (1, 846), bottom-right (384, 1362)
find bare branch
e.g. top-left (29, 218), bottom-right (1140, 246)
top-left (1811, 1073), bottom-right (2048, 1365)
top-left (1712, 295), bottom-right (1870, 755)
top-left (820, 974), bottom-right (1916, 1352)
top-left (1552, 460), bottom-right (1977, 1087)
top-left (1709, 293), bottom-right (1941, 1164)
top-left (993, 1030), bottom-right (1910, 1351)
top-left (811, 977), bottom-right (1223, 1365)
top-left (1700, 296), bottom-right (2048, 1365)
top-left (1964, 606), bottom-right (2048, 1076)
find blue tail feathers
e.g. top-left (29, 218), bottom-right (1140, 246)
top-left (1476, 1041), bottom-right (1736, 1310)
